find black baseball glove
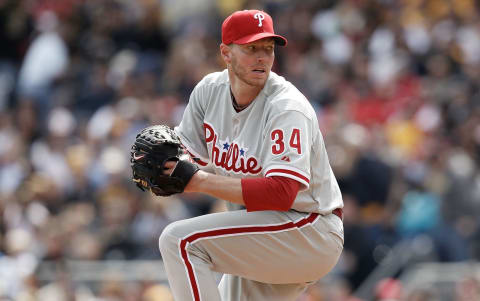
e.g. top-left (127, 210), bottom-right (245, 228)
top-left (130, 125), bottom-right (199, 196)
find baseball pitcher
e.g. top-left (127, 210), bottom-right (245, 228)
top-left (130, 9), bottom-right (344, 301)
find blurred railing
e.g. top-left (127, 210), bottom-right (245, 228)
top-left (353, 236), bottom-right (437, 299)
top-left (35, 257), bottom-right (479, 300)
top-left (36, 260), bottom-right (168, 283)
top-left (399, 262), bottom-right (480, 300)
top-left (352, 234), bottom-right (479, 300)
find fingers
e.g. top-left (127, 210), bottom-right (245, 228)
top-left (163, 161), bottom-right (177, 175)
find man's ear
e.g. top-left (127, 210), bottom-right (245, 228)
top-left (220, 43), bottom-right (232, 64)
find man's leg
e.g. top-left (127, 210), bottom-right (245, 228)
top-left (159, 210), bottom-right (343, 301)
top-left (160, 224), bottom-right (222, 301)
top-left (218, 274), bottom-right (311, 301)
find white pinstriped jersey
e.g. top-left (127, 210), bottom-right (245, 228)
top-left (175, 70), bottom-right (343, 214)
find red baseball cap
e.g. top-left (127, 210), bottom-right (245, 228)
top-left (222, 10), bottom-right (287, 46)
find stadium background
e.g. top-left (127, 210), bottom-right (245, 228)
top-left (1, 0), bottom-right (480, 300)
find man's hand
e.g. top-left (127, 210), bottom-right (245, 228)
top-left (130, 125), bottom-right (199, 196)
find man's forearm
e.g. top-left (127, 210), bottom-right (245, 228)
top-left (185, 170), bottom-right (246, 206)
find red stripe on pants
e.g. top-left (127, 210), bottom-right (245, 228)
top-left (179, 212), bottom-right (320, 301)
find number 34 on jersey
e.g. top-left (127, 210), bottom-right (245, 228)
top-left (270, 128), bottom-right (302, 155)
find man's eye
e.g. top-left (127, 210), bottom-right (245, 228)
top-left (248, 46), bottom-right (255, 51)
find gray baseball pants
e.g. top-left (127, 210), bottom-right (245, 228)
top-left (158, 209), bottom-right (343, 301)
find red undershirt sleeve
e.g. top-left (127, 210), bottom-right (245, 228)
top-left (241, 176), bottom-right (301, 212)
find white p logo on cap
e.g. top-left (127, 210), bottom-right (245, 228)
top-left (254, 12), bottom-right (265, 27)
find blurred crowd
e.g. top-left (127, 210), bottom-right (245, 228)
top-left (1, 0), bottom-right (480, 300)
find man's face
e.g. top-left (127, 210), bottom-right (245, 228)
top-left (228, 38), bottom-right (275, 87)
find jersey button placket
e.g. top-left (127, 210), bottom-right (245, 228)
top-left (233, 118), bottom-right (240, 137)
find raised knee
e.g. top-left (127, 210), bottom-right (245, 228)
top-left (158, 221), bottom-right (182, 254)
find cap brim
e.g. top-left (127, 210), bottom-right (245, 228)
top-left (233, 32), bottom-right (287, 46)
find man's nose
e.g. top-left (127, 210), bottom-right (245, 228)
top-left (256, 50), bottom-right (269, 61)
